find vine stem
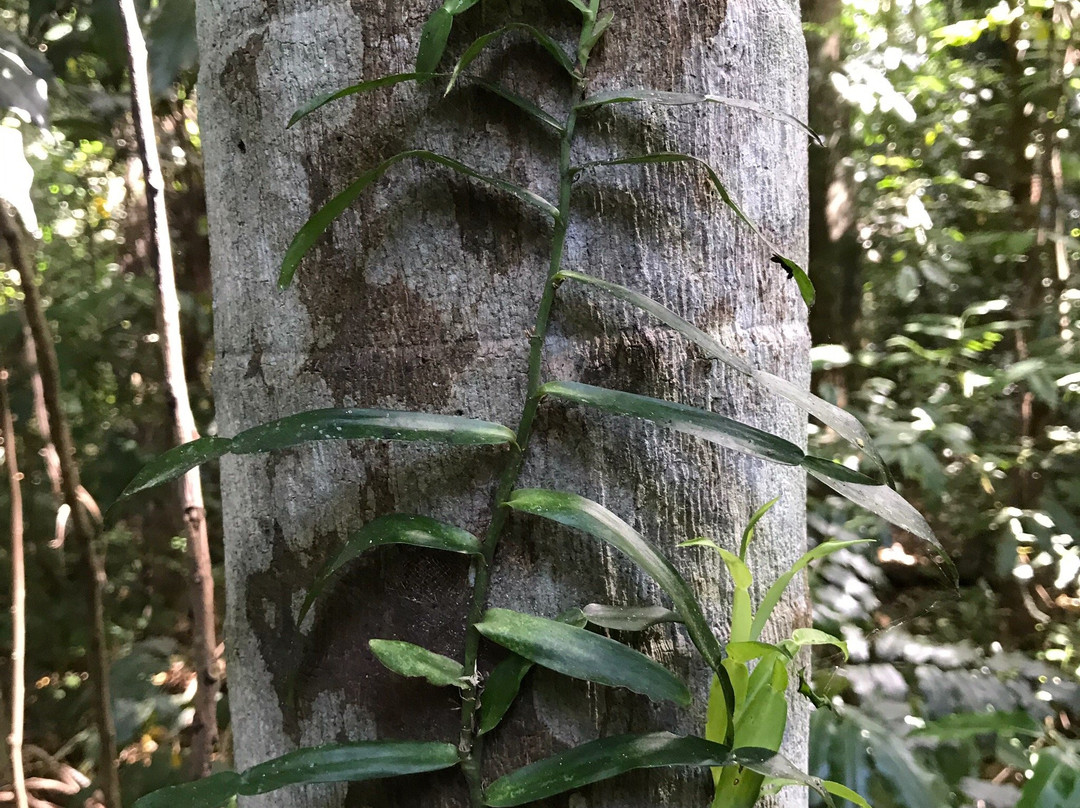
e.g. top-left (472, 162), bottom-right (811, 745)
top-left (456, 10), bottom-right (599, 807)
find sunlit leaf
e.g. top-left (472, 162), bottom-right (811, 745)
top-left (782, 628), bottom-right (848, 660)
top-left (725, 641), bottom-right (791, 664)
top-left (505, 488), bottom-right (735, 741)
top-left (539, 380), bottom-right (805, 466)
top-left (911, 710), bottom-right (1041, 741)
top-left (299, 513), bottom-right (482, 622)
top-left (446, 24), bottom-right (574, 95)
top-left (118, 436), bottom-right (231, 501)
top-left (573, 153), bottom-right (814, 305)
top-left (680, 538), bottom-right (752, 643)
top-left (368, 640), bottom-right (465, 688)
top-left (554, 271), bottom-right (882, 473)
top-left (239, 741), bottom-right (460, 794)
top-left (288, 73), bottom-right (427, 128)
top-left (483, 732), bottom-right (732, 807)
top-left (132, 771), bottom-right (242, 808)
top-left (750, 540), bottom-right (870, 641)
top-left (581, 603), bottom-right (681, 631)
top-left (576, 88), bottom-right (823, 145)
top-left (475, 608), bottom-right (690, 705)
top-left (741, 496), bottom-right (780, 559)
top-left (807, 470), bottom-right (942, 553)
top-left (279, 150), bottom-right (558, 287)
top-left (730, 747), bottom-right (834, 806)
top-left (229, 408), bottom-right (516, 453)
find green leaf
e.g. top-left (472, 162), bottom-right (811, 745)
top-left (584, 10), bottom-right (614, 48)
top-left (230, 408), bottom-right (516, 453)
top-left (750, 540), bottom-right (870, 641)
top-left (539, 380), bottom-right (804, 466)
top-left (240, 740), bottom-right (459, 795)
top-left (725, 641), bottom-right (791, 664)
top-left (118, 436), bottom-right (232, 501)
top-left (574, 153), bottom-right (814, 305)
top-left (416, 7), bottom-right (453, 74)
top-left (132, 771), bottom-right (242, 808)
top-left (910, 710), bottom-right (1041, 741)
top-left (483, 732), bottom-right (732, 807)
top-left (476, 609), bottom-right (586, 736)
top-left (679, 538), bottom-right (752, 643)
top-left (444, 0), bottom-right (482, 13)
top-left (446, 24), bottom-right (575, 95)
top-left (581, 603), bottom-right (681, 631)
top-left (288, 73), bottom-right (427, 128)
top-left (576, 88), bottom-right (823, 146)
top-left (561, 0), bottom-right (592, 14)
top-left (782, 628), bottom-right (848, 660)
top-left (464, 79), bottom-right (564, 132)
top-left (741, 496), bottom-right (780, 559)
top-left (478, 653), bottom-right (533, 736)
top-left (807, 470), bottom-right (943, 553)
top-left (730, 747), bottom-right (834, 806)
top-left (821, 780), bottom-right (873, 808)
top-left (734, 656), bottom-right (788, 750)
top-left (299, 513), bottom-right (482, 622)
top-left (505, 489), bottom-right (735, 741)
top-left (368, 640), bottom-right (465, 688)
top-left (554, 271), bottom-right (883, 474)
top-left (801, 455), bottom-right (880, 486)
top-left (279, 150), bottom-right (558, 288)
top-left (475, 608), bottom-right (690, 705)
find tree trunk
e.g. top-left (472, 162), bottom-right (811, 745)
top-left (117, 0), bottom-right (221, 777)
top-left (196, 1), bottom-right (809, 806)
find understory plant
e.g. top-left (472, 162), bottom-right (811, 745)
top-left (123, 1), bottom-right (945, 806)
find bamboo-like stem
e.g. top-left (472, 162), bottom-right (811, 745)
top-left (456, 10), bottom-right (599, 806)
top-left (1, 368), bottom-right (28, 808)
top-left (0, 204), bottom-right (121, 808)
top-left (116, 0), bottom-right (221, 778)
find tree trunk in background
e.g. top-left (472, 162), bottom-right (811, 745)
top-left (118, 0), bottom-right (221, 778)
top-left (803, 0), bottom-right (860, 397)
top-left (0, 205), bottom-right (120, 808)
top-left (196, 1), bottom-right (809, 806)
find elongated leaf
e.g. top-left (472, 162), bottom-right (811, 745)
top-left (821, 781), bottom-right (873, 808)
top-left (680, 538), bottom-right (753, 643)
top-left (288, 73), bottom-right (426, 128)
top-left (741, 497), bottom-right (780, 559)
top-left (240, 740), bottom-right (459, 795)
top-left (576, 88), bottom-right (823, 145)
top-left (230, 408), bottom-right (516, 453)
top-left (279, 150), bottom-right (558, 287)
top-left (475, 608), bottom-right (690, 705)
top-left (750, 539), bottom-right (870, 641)
top-left (505, 489), bottom-right (735, 740)
top-left (725, 641), bottom-right (791, 664)
top-left (584, 10), bottom-right (614, 48)
top-left (801, 455), bottom-right (880, 485)
top-left (808, 470), bottom-right (940, 549)
top-left (446, 24), bottom-right (574, 95)
top-left (478, 653), bottom-right (533, 735)
top-left (118, 436), bottom-right (231, 501)
top-left (561, 0), bottom-right (591, 14)
top-left (575, 153), bottom-right (814, 306)
top-left (300, 514), bottom-right (482, 622)
top-left (581, 603), bottom-right (681, 631)
top-left (369, 640), bottom-right (465, 687)
top-left (132, 771), bottom-right (242, 808)
top-left (444, 0), bottom-right (481, 12)
top-left (555, 271), bottom-right (883, 474)
top-left (465, 78), bottom-right (564, 132)
top-left (416, 7), bottom-right (453, 74)
top-left (483, 732), bottom-right (732, 807)
top-left (540, 380), bottom-right (804, 466)
top-left (910, 710), bottom-right (1041, 741)
top-left (730, 748), bottom-right (834, 806)
top-left (476, 608), bottom-right (586, 736)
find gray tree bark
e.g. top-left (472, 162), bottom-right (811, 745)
top-left (196, 1), bottom-right (809, 806)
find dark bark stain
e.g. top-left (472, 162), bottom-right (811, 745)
top-left (220, 31), bottom-right (265, 117)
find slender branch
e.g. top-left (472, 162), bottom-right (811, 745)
top-left (455, 14), bottom-right (600, 807)
top-left (116, 0), bottom-right (221, 778)
top-left (0, 204), bottom-right (121, 808)
top-left (2, 367), bottom-right (28, 808)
